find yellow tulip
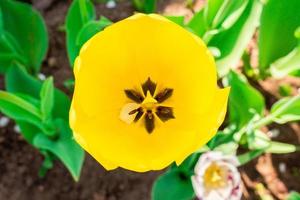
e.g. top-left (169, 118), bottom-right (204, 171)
top-left (69, 13), bottom-right (230, 172)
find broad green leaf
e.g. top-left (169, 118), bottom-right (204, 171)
top-left (208, 130), bottom-right (235, 149)
top-left (0, 0), bottom-right (48, 73)
top-left (219, 0), bottom-right (248, 30)
top-left (66, 0), bottom-right (95, 66)
top-left (266, 141), bottom-right (298, 154)
top-left (209, 0), bottom-right (262, 77)
top-left (224, 71), bottom-right (265, 128)
top-left (270, 95), bottom-right (300, 124)
top-left (288, 192), bottom-right (300, 200)
top-left (17, 120), bottom-right (41, 144)
top-left (152, 170), bottom-right (195, 200)
top-left (76, 17), bottom-right (112, 47)
top-left (238, 149), bottom-right (264, 165)
top-left (204, 0), bottom-right (224, 28)
top-left (132, 0), bottom-right (156, 13)
top-left (40, 77), bottom-right (54, 122)
top-left (205, 0), bottom-right (248, 30)
top-left (177, 153), bottom-right (199, 174)
top-left (5, 64), bottom-right (71, 120)
top-left (0, 91), bottom-right (55, 135)
top-left (186, 10), bottom-right (206, 37)
top-left (0, 7), bottom-right (3, 32)
top-left (270, 45), bottom-right (300, 78)
top-left (165, 16), bottom-right (185, 27)
top-left (259, 0), bottom-right (300, 71)
top-left (33, 119), bottom-right (84, 181)
top-left (0, 91), bottom-right (41, 118)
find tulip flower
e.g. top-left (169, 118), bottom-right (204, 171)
top-left (192, 152), bottom-right (242, 200)
top-left (70, 14), bottom-right (229, 172)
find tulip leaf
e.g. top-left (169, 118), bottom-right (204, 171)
top-left (165, 16), bottom-right (185, 27)
top-left (186, 10), bottom-right (206, 37)
top-left (33, 119), bottom-right (84, 181)
top-left (238, 149), bottom-right (264, 166)
top-left (259, 0), bottom-right (300, 72)
top-left (66, 0), bottom-right (95, 66)
top-left (40, 77), bottom-right (54, 122)
top-left (224, 71), bottom-right (265, 128)
top-left (0, 0), bottom-right (48, 74)
top-left (152, 170), bottom-right (195, 200)
top-left (265, 141), bottom-right (298, 154)
top-left (76, 17), bottom-right (112, 48)
top-left (209, 0), bottom-right (262, 77)
top-left (17, 120), bottom-right (41, 144)
top-left (132, 0), bottom-right (156, 13)
top-left (270, 47), bottom-right (300, 78)
top-left (270, 35), bottom-right (300, 78)
top-left (270, 95), bottom-right (300, 124)
top-left (0, 91), bottom-right (46, 132)
top-left (204, 0), bottom-right (248, 30)
top-left (5, 64), bottom-right (70, 120)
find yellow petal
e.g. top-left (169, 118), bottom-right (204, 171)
top-left (70, 13), bottom-right (229, 172)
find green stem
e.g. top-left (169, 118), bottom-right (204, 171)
top-left (79, 0), bottom-right (89, 24)
top-left (234, 114), bottom-right (274, 142)
top-left (202, 32), bottom-right (213, 44)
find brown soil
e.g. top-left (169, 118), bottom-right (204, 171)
top-left (0, 0), bottom-right (300, 200)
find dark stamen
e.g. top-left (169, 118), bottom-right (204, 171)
top-left (124, 89), bottom-right (144, 103)
top-left (128, 109), bottom-right (138, 115)
top-left (155, 88), bottom-right (173, 103)
top-left (142, 77), bottom-right (157, 96)
top-left (145, 110), bottom-right (154, 133)
top-left (134, 108), bottom-right (144, 122)
top-left (156, 106), bottom-right (175, 122)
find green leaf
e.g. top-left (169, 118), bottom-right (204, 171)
top-left (17, 120), bottom-right (41, 144)
top-left (66, 0), bottom-right (95, 66)
top-left (132, 0), bottom-right (156, 13)
top-left (0, 91), bottom-right (41, 118)
top-left (186, 10), bottom-right (206, 37)
top-left (238, 149), bottom-right (264, 165)
top-left (205, 0), bottom-right (248, 30)
top-left (270, 44), bottom-right (300, 78)
top-left (5, 64), bottom-right (71, 120)
top-left (165, 16), bottom-right (185, 27)
top-left (259, 0), bottom-right (300, 71)
top-left (265, 141), bottom-right (298, 154)
top-left (0, 92), bottom-right (47, 133)
top-left (224, 71), bottom-right (265, 128)
top-left (33, 119), bottom-right (84, 181)
top-left (0, 0), bottom-right (48, 73)
top-left (204, 0), bottom-right (224, 28)
top-left (152, 170), bottom-right (195, 200)
top-left (270, 95), bottom-right (300, 124)
top-left (209, 0), bottom-right (262, 77)
top-left (76, 17), bottom-right (112, 47)
top-left (287, 192), bottom-right (300, 200)
top-left (40, 77), bottom-right (54, 122)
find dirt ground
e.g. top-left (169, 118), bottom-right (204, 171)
top-left (0, 0), bottom-right (300, 200)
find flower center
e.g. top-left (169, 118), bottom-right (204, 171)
top-left (204, 162), bottom-right (228, 189)
top-left (120, 78), bottom-right (175, 134)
